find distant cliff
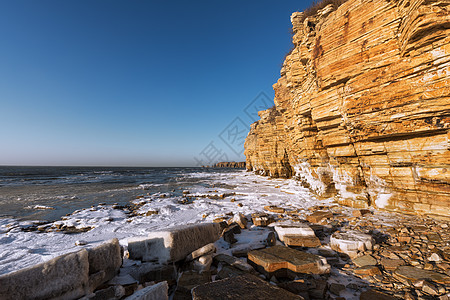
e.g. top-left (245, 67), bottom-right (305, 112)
top-left (244, 0), bottom-right (450, 219)
top-left (212, 162), bottom-right (246, 168)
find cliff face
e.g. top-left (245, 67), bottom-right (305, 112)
top-left (244, 0), bottom-right (450, 219)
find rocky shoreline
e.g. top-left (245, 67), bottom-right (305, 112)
top-left (1, 196), bottom-right (449, 300)
top-left (207, 162), bottom-right (246, 169)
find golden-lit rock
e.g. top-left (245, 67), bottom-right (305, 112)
top-left (245, 0), bottom-right (450, 219)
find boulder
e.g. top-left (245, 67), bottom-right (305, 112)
top-left (128, 223), bottom-right (220, 263)
top-left (0, 249), bottom-right (89, 300)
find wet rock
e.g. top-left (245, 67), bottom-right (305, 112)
top-left (192, 273), bottom-right (304, 300)
top-left (330, 230), bottom-right (375, 258)
top-left (0, 249), bottom-right (89, 300)
top-left (128, 223), bottom-right (220, 263)
top-left (248, 245), bottom-right (330, 278)
top-left (273, 222), bottom-right (321, 247)
top-left (394, 266), bottom-right (450, 284)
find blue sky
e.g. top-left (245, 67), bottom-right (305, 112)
top-left (0, 0), bottom-right (310, 167)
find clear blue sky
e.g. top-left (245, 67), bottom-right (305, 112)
top-left (0, 0), bottom-right (311, 167)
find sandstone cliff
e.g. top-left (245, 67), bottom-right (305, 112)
top-left (244, 0), bottom-right (450, 219)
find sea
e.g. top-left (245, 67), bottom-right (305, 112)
top-left (0, 165), bottom-right (321, 275)
top-left (0, 166), bottom-right (237, 222)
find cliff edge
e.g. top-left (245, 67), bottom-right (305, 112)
top-left (244, 0), bottom-right (450, 219)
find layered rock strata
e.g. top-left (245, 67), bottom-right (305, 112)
top-left (244, 0), bottom-right (450, 219)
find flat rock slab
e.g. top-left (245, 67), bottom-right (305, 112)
top-left (128, 223), bottom-right (220, 263)
top-left (125, 281), bottom-right (168, 300)
top-left (394, 266), bottom-right (450, 284)
top-left (330, 230), bottom-right (374, 258)
top-left (0, 249), bottom-right (89, 300)
top-left (273, 222), bottom-right (321, 247)
top-left (192, 273), bottom-right (304, 300)
top-left (248, 245), bottom-right (330, 275)
top-left (381, 258), bottom-right (405, 271)
top-left (352, 255), bottom-right (377, 267)
top-left (306, 211), bottom-right (333, 223)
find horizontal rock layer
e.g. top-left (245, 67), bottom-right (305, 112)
top-left (244, 0), bottom-right (450, 219)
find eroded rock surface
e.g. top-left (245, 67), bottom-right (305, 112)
top-left (244, 0), bottom-right (450, 219)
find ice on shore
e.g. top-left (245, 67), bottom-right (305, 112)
top-left (0, 170), bottom-right (324, 275)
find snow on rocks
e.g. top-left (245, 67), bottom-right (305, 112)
top-left (330, 230), bottom-right (375, 258)
top-left (272, 221), bottom-right (321, 247)
top-left (127, 223), bottom-right (221, 264)
top-left (87, 238), bottom-right (123, 290)
top-left (0, 249), bottom-right (89, 300)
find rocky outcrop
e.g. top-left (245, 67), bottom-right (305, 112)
top-left (211, 162), bottom-right (246, 168)
top-left (244, 0), bottom-right (450, 219)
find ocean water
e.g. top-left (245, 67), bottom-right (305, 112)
top-left (0, 166), bottom-right (237, 221)
top-left (0, 166), bottom-right (324, 275)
